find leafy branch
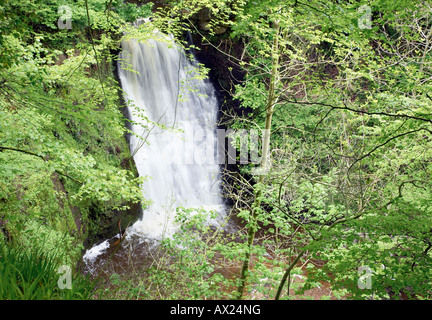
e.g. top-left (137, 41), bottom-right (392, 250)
top-left (0, 146), bottom-right (82, 184)
top-left (347, 127), bottom-right (432, 175)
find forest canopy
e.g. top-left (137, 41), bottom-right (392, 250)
top-left (150, 0), bottom-right (432, 300)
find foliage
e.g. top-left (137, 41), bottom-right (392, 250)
top-left (0, 244), bottom-right (98, 299)
top-left (2, 0), bottom-right (432, 301)
top-left (153, 0), bottom-right (432, 300)
top-left (99, 206), bottom-right (310, 300)
top-left (0, 0), bottom-right (153, 289)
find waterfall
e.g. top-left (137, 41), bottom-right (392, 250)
top-left (82, 30), bottom-right (226, 272)
top-left (117, 35), bottom-right (223, 241)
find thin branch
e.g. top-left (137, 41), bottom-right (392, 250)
top-left (295, 1), bottom-right (334, 25)
top-left (85, 0), bottom-right (107, 101)
top-left (0, 146), bottom-right (82, 184)
top-left (0, 146), bottom-right (47, 161)
top-left (281, 99), bottom-right (432, 126)
top-left (275, 247), bottom-right (307, 300)
top-left (348, 127), bottom-right (432, 174)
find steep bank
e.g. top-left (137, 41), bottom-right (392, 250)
top-left (0, 0), bottom-right (149, 270)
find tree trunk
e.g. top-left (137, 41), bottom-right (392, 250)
top-left (236, 19), bottom-right (280, 299)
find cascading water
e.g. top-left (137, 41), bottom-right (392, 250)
top-left (83, 33), bottom-right (224, 269)
top-left (120, 35), bottom-right (223, 240)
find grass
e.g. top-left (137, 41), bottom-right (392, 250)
top-left (0, 245), bottom-right (98, 300)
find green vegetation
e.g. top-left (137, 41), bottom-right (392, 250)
top-left (139, 0), bottom-right (432, 300)
top-left (1, 0), bottom-right (432, 301)
top-left (0, 0), bottom-right (152, 299)
top-left (0, 245), bottom-right (96, 299)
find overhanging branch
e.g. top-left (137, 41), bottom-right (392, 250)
top-left (0, 146), bottom-right (82, 184)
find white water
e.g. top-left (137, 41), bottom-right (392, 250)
top-left (82, 31), bottom-right (227, 270)
top-left (117, 35), bottom-right (223, 241)
top-left (83, 33), bottom-right (224, 267)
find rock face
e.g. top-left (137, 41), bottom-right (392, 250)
top-left (50, 172), bottom-right (83, 236)
top-left (188, 29), bottom-right (248, 209)
top-left (190, 31), bottom-right (245, 110)
top-left (83, 69), bottom-right (143, 250)
top-left (86, 200), bottom-right (143, 248)
top-left (196, 8), bottom-right (229, 35)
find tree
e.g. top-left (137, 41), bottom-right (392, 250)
top-left (155, 0), bottom-right (432, 300)
top-left (0, 0), bottom-right (150, 265)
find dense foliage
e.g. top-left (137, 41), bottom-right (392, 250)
top-left (1, 0), bottom-right (432, 300)
top-left (0, 0), bottom-right (153, 299)
top-left (145, 0), bottom-right (432, 300)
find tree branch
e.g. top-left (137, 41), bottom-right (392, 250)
top-left (0, 146), bottom-right (82, 184)
top-left (348, 127), bottom-right (432, 174)
top-left (275, 247), bottom-right (307, 300)
top-left (279, 99), bottom-right (432, 128)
